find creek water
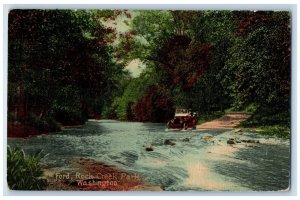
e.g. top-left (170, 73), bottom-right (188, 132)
top-left (8, 120), bottom-right (290, 191)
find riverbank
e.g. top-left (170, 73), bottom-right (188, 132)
top-left (238, 113), bottom-right (290, 139)
top-left (7, 122), bottom-right (85, 138)
top-left (7, 123), bottom-right (48, 138)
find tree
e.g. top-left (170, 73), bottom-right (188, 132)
top-left (128, 11), bottom-right (214, 112)
top-left (8, 9), bottom-right (122, 128)
top-left (184, 11), bottom-right (236, 113)
top-left (134, 85), bottom-right (174, 122)
top-left (107, 67), bottom-right (160, 120)
top-left (223, 11), bottom-right (290, 114)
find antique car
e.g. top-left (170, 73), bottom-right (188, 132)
top-left (167, 109), bottom-right (198, 130)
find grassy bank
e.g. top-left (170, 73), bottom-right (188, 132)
top-left (254, 125), bottom-right (290, 139)
top-left (239, 111), bottom-right (290, 139)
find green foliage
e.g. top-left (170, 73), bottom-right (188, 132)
top-left (223, 11), bottom-right (290, 112)
top-left (7, 112), bottom-right (16, 123)
top-left (108, 10), bottom-right (290, 128)
top-left (243, 103), bottom-right (257, 113)
top-left (130, 10), bottom-right (175, 57)
top-left (8, 10), bottom-right (123, 130)
top-left (257, 126), bottom-right (290, 139)
top-left (225, 103), bottom-right (257, 113)
top-left (8, 10), bottom-right (290, 129)
top-left (110, 80), bottom-right (144, 120)
top-left (169, 11), bottom-right (235, 114)
top-left (239, 107), bottom-right (290, 138)
top-left (49, 85), bottom-right (85, 125)
top-left (112, 11), bottom-right (237, 120)
top-left (45, 117), bottom-right (61, 132)
top-left (51, 106), bottom-right (85, 126)
top-left (105, 67), bottom-right (159, 120)
top-left (22, 113), bottom-right (61, 132)
top-left (7, 146), bottom-right (48, 190)
top-left (241, 110), bottom-right (290, 127)
top-left (191, 11), bottom-right (235, 44)
top-left (175, 68), bottom-right (230, 113)
top-left (23, 113), bottom-right (48, 132)
top-left (112, 10), bottom-right (175, 65)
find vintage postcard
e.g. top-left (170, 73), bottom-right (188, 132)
top-left (7, 9), bottom-right (291, 191)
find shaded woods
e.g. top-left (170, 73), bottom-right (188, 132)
top-left (8, 10), bottom-right (291, 137)
top-left (8, 10), bottom-right (125, 136)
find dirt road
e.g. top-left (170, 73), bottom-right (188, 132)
top-left (197, 112), bottom-right (251, 130)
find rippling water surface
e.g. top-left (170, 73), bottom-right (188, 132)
top-left (8, 120), bottom-right (290, 191)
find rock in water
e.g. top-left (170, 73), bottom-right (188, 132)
top-left (241, 139), bottom-right (260, 143)
top-left (235, 139), bottom-right (242, 143)
top-left (248, 139), bottom-right (259, 143)
top-left (182, 137), bottom-right (190, 142)
top-left (143, 144), bottom-right (154, 151)
top-left (145, 147), bottom-right (154, 151)
top-left (227, 139), bottom-right (235, 144)
top-left (201, 135), bottom-right (214, 142)
top-left (164, 139), bottom-right (176, 146)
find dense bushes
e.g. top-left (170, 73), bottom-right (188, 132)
top-left (104, 83), bottom-right (174, 122)
top-left (23, 113), bottom-right (61, 132)
top-left (51, 107), bottom-right (85, 126)
top-left (223, 11), bottom-right (290, 113)
top-left (8, 112), bottom-right (61, 136)
top-left (135, 85), bottom-right (174, 122)
top-left (240, 109), bottom-right (290, 127)
top-left (103, 67), bottom-right (161, 121)
top-left (7, 146), bottom-right (48, 190)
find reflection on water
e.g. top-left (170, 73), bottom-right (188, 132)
top-left (8, 120), bottom-right (290, 191)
